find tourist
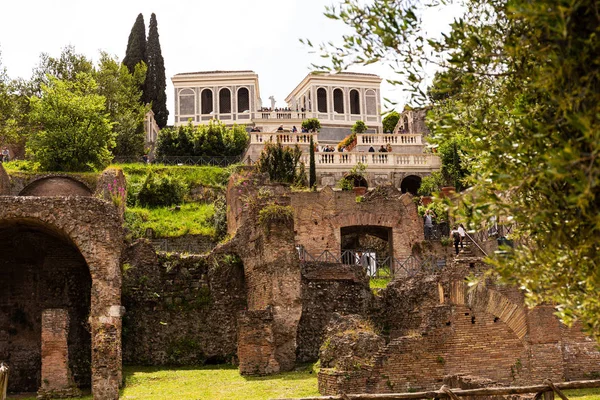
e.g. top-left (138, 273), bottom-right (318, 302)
top-left (458, 224), bottom-right (466, 248)
top-left (424, 209), bottom-right (435, 240)
top-left (451, 226), bottom-right (461, 255)
top-left (277, 124), bottom-right (284, 131)
top-left (386, 143), bottom-right (392, 152)
top-left (292, 126), bottom-right (298, 133)
top-left (1, 147), bottom-right (9, 163)
top-left (379, 145), bottom-right (387, 153)
top-left (368, 146), bottom-right (375, 152)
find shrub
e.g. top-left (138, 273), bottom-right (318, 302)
top-left (136, 172), bottom-right (187, 207)
top-left (417, 171), bottom-right (443, 196)
top-left (351, 120), bottom-right (367, 133)
top-left (382, 111), bottom-right (400, 133)
top-left (337, 132), bottom-right (356, 151)
top-left (258, 204), bottom-right (294, 229)
top-left (256, 142), bottom-right (305, 185)
top-left (211, 195), bottom-right (228, 241)
top-left (301, 118), bottom-right (321, 132)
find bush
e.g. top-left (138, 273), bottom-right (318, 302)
top-left (211, 195), bottom-right (228, 241)
top-left (351, 120), bottom-right (367, 133)
top-left (337, 132), bottom-right (356, 151)
top-left (301, 118), bottom-right (321, 132)
top-left (256, 142), bottom-right (305, 185)
top-left (258, 204), bottom-right (294, 228)
top-left (382, 111), bottom-right (400, 133)
top-left (136, 172), bottom-right (187, 207)
top-left (156, 120), bottom-right (249, 157)
top-left (417, 171), bottom-right (443, 196)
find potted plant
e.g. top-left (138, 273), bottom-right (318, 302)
top-left (338, 162), bottom-right (368, 195)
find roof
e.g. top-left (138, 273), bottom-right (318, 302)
top-left (173, 70), bottom-right (255, 76)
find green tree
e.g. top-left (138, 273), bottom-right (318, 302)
top-left (301, 118), bottom-right (321, 132)
top-left (156, 121), bottom-right (248, 157)
top-left (31, 45), bottom-right (94, 95)
top-left (351, 120), bottom-right (367, 133)
top-left (382, 111), bottom-right (399, 133)
top-left (122, 13), bottom-right (147, 76)
top-left (146, 13), bottom-right (168, 128)
top-left (28, 73), bottom-right (114, 171)
top-left (256, 142), bottom-right (304, 185)
top-left (315, 0), bottom-right (600, 340)
top-left (309, 135), bottom-right (316, 189)
top-left (95, 52), bottom-right (148, 158)
top-left (0, 51), bottom-right (19, 147)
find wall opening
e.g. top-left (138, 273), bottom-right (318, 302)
top-left (219, 88), bottom-right (232, 114)
top-left (333, 89), bottom-right (344, 113)
top-left (237, 87), bottom-right (250, 113)
top-left (201, 89), bottom-right (213, 114)
top-left (400, 175), bottom-right (422, 195)
top-left (0, 222), bottom-right (91, 393)
top-left (178, 88), bottom-right (195, 116)
top-left (317, 88), bottom-right (328, 113)
top-left (340, 225), bottom-right (393, 273)
top-left (350, 89), bottom-right (361, 115)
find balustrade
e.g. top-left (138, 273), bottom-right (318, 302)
top-left (358, 133), bottom-right (423, 145)
top-left (250, 132), bottom-right (317, 145)
top-left (300, 152), bottom-right (441, 168)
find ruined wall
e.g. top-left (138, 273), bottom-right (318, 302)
top-left (225, 170), bottom-right (302, 375)
top-left (122, 240), bottom-right (247, 365)
top-left (292, 186), bottom-right (423, 261)
top-left (150, 234), bottom-right (216, 254)
top-left (296, 262), bottom-right (372, 362)
top-left (318, 258), bottom-right (600, 395)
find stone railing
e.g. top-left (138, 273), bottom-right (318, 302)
top-left (250, 132), bottom-right (317, 145)
top-left (254, 111), bottom-right (315, 120)
top-left (357, 133), bottom-right (423, 146)
top-left (301, 152), bottom-right (441, 168)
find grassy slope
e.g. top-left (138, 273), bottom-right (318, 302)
top-left (115, 163), bottom-right (234, 239)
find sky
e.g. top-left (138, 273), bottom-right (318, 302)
top-left (0, 0), bottom-right (463, 125)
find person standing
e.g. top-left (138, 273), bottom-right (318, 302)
top-left (458, 224), bottom-right (466, 248)
top-left (451, 226), bottom-right (461, 255)
top-left (1, 147), bottom-right (9, 163)
top-left (424, 209), bottom-right (435, 240)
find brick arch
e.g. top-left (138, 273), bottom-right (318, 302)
top-left (450, 281), bottom-right (528, 341)
top-left (19, 175), bottom-right (93, 197)
top-left (331, 212), bottom-right (398, 230)
top-left (0, 196), bottom-right (124, 399)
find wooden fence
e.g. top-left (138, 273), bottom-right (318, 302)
top-left (273, 379), bottom-right (600, 400)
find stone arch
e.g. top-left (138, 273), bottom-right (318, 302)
top-left (178, 88), bottom-right (196, 116)
top-left (237, 87), bottom-right (250, 113)
top-left (201, 88), bottom-right (213, 114)
top-left (19, 176), bottom-right (93, 197)
top-left (449, 280), bottom-right (528, 341)
top-left (0, 197), bottom-right (124, 398)
top-left (349, 89), bottom-right (361, 114)
top-left (333, 88), bottom-right (344, 113)
top-left (219, 88), bottom-right (232, 114)
top-left (317, 87), bottom-right (328, 113)
top-left (400, 175), bottom-right (421, 196)
top-left (344, 173), bottom-right (368, 188)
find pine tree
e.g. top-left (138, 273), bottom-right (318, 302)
top-left (309, 136), bottom-right (316, 189)
top-left (122, 14), bottom-right (147, 75)
top-left (146, 13), bottom-right (168, 128)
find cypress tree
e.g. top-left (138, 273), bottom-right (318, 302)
top-left (309, 136), bottom-right (316, 189)
top-left (146, 13), bottom-right (169, 128)
top-left (123, 14), bottom-right (147, 75)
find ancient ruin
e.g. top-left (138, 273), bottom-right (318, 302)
top-left (1, 161), bottom-right (599, 399)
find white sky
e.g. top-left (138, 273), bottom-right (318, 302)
top-left (0, 0), bottom-right (463, 125)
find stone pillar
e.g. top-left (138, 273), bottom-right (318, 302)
top-left (90, 307), bottom-right (123, 400)
top-left (238, 309), bottom-right (279, 375)
top-left (38, 309), bottom-right (81, 399)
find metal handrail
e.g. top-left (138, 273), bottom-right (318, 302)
top-left (464, 231), bottom-right (488, 257)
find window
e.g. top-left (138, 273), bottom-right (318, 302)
top-left (365, 89), bottom-right (377, 115)
top-left (317, 88), bottom-right (328, 113)
top-left (178, 88), bottom-right (195, 115)
top-left (237, 87), bottom-right (250, 113)
top-left (333, 88), bottom-right (344, 113)
top-left (201, 89), bottom-right (213, 114)
top-left (350, 89), bottom-right (360, 114)
top-left (219, 88), bottom-right (232, 114)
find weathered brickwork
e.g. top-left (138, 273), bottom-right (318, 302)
top-left (318, 259), bottom-right (600, 395)
top-left (297, 262), bottom-right (372, 362)
top-left (0, 197), bottom-right (124, 399)
top-left (291, 186), bottom-right (423, 261)
top-left (122, 240), bottom-right (247, 365)
top-left (38, 309), bottom-right (82, 399)
top-left (150, 234), bottom-right (216, 254)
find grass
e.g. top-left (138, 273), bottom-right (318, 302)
top-left (370, 277), bottom-right (392, 290)
top-left (125, 203), bottom-right (216, 239)
top-left (11, 365), bottom-right (319, 400)
top-left (112, 163), bottom-right (235, 189)
top-left (9, 367), bottom-right (600, 400)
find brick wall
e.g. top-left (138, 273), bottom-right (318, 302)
top-left (297, 262), bottom-right (372, 362)
top-left (0, 229), bottom-right (91, 392)
top-left (122, 241), bottom-right (247, 365)
top-left (150, 234), bottom-right (216, 254)
top-left (291, 186), bottom-right (423, 261)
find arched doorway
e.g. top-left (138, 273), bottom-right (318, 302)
top-left (219, 88), bottom-right (232, 114)
top-left (344, 173), bottom-right (368, 189)
top-left (333, 88), bottom-right (344, 113)
top-left (317, 88), bottom-right (328, 113)
top-left (400, 175), bottom-right (422, 195)
top-left (201, 89), bottom-right (213, 114)
top-left (341, 225), bottom-right (393, 276)
top-left (0, 221), bottom-right (91, 392)
top-left (237, 87), bottom-right (250, 113)
top-left (349, 89), bottom-right (360, 115)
